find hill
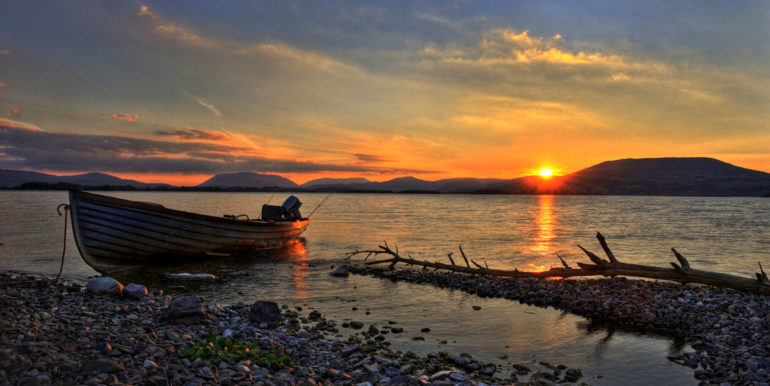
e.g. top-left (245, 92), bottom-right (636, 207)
top-left (499, 158), bottom-right (770, 196)
top-left (197, 172), bottom-right (298, 188)
top-left (3, 157), bottom-right (769, 196)
top-left (0, 169), bottom-right (170, 189)
top-left (301, 177), bottom-right (370, 188)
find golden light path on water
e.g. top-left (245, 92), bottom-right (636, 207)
top-left (527, 194), bottom-right (556, 272)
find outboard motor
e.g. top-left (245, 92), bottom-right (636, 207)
top-left (261, 195), bottom-right (303, 221)
top-left (281, 195), bottom-right (302, 219)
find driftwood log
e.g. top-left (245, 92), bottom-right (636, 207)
top-left (347, 232), bottom-right (770, 295)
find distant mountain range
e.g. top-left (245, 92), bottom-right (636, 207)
top-left (0, 169), bottom-right (172, 189)
top-left (2, 157), bottom-right (770, 196)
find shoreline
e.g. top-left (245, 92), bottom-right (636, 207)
top-left (2, 267), bottom-right (767, 385)
top-left (349, 266), bottom-right (769, 385)
top-left (0, 271), bottom-right (585, 385)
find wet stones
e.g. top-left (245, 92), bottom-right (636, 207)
top-left (123, 283), bottom-right (148, 299)
top-left (80, 359), bottom-right (121, 374)
top-left (351, 265), bottom-right (770, 385)
top-left (329, 264), bottom-right (350, 277)
top-left (248, 300), bottom-right (283, 325)
top-left (86, 277), bottom-right (123, 295)
top-left (162, 296), bottom-right (207, 324)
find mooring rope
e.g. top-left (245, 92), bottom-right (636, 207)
top-left (0, 204), bottom-right (69, 287)
top-left (54, 204), bottom-right (69, 281)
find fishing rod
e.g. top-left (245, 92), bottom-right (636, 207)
top-left (263, 186), bottom-right (278, 206)
top-left (307, 192), bottom-right (333, 218)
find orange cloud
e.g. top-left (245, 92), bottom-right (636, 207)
top-left (111, 113), bottom-right (139, 122)
top-left (0, 50), bottom-right (10, 55)
top-left (10, 108), bottom-right (21, 117)
top-left (0, 80), bottom-right (6, 88)
top-left (137, 5), bottom-right (153, 17)
top-left (0, 117), bottom-right (44, 131)
top-left (156, 127), bottom-right (231, 141)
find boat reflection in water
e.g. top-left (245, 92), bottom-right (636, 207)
top-left (85, 238), bottom-right (310, 292)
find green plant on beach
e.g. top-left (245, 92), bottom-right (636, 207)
top-left (181, 336), bottom-right (293, 369)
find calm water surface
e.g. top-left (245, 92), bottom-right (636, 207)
top-left (2, 191), bottom-right (768, 385)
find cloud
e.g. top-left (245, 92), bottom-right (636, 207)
top-left (0, 120), bottom-right (431, 175)
top-left (236, 43), bottom-right (361, 75)
top-left (354, 153), bottom-right (389, 164)
top-left (0, 50), bottom-right (10, 55)
top-left (137, 5), bottom-right (153, 17)
top-left (111, 113), bottom-right (139, 122)
top-left (183, 90), bottom-right (222, 117)
top-left (136, 5), bottom-right (359, 76)
top-left (0, 80), bottom-right (6, 87)
top-left (156, 127), bottom-right (230, 141)
top-left (10, 108), bottom-right (21, 117)
top-left (0, 118), bottom-right (43, 131)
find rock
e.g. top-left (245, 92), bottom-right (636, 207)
top-left (86, 277), bottom-right (123, 295)
top-left (430, 370), bottom-right (452, 380)
top-left (80, 359), bottom-right (121, 374)
top-left (565, 368), bottom-right (582, 382)
top-left (308, 310), bottom-right (322, 320)
top-left (164, 272), bottom-right (215, 281)
top-left (449, 372), bottom-right (468, 382)
top-left (329, 265), bottom-right (350, 277)
top-left (248, 301), bottom-right (283, 324)
top-left (513, 364), bottom-right (531, 374)
top-left (123, 283), bottom-right (148, 299)
top-left (472, 305), bottom-right (482, 311)
top-left (349, 321), bottom-right (364, 329)
top-left (143, 359), bottom-right (159, 368)
top-left (162, 296), bottom-right (207, 323)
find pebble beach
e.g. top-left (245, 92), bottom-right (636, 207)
top-left (0, 271), bottom-right (584, 386)
top-left (1, 267), bottom-right (768, 385)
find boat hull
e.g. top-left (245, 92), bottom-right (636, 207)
top-left (69, 190), bottom-right (310, 268)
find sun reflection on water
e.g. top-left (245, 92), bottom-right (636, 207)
top-left (530, 195), bottom-right (556, 254)
top-left (286, 239), bottom-right (309, 301)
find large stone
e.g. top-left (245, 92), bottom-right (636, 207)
top-left (86, 277), bottom-right (123, 295)
top-left (162, 296), bottom-right (207, 323)
top-left (248, 301), bottom-right (283, 324)
top-left (80, 359), bottom-right (121, 374)
top-left (329, 265), bottom-right (350, 277)
top-left (123, 283), bottom-right (148, 299)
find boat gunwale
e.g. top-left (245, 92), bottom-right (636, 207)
top-left (72, 190), bottom-right (310, 229)
top-left (77, 201), bottom-right (307, 237)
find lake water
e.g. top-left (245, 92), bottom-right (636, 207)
top-left (1, 191), bottom-right (768, 384)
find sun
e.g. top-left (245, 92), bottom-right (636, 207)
top-left (538, 168), bottom-right (554, 178)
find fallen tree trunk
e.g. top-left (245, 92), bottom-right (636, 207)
top-left (347, 232), bottom-right (770, 295)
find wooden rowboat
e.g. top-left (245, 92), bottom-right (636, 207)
top-left (68, 190), bottom-right (310, 270)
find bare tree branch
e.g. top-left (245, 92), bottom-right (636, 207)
top-left (348, 232), bottom-right (770, 295)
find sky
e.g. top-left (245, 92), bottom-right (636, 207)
top-left (0, 1), bottom-right (768, 185)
